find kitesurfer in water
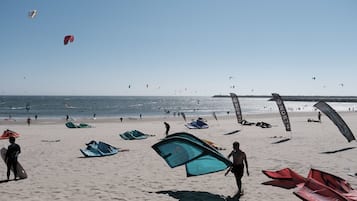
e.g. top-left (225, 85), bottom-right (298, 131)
top-left (5, 137), bottom-right (21, 181)
top-left (226, 141), bottom-right (249, 196)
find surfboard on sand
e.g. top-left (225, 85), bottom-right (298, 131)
top-left (1, 148), bottom-right (27, 179)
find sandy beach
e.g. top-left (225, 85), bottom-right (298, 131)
top-left (1, 111), bottom-right (357, 201)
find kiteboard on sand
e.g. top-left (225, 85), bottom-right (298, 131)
top-left (0, 148), bottom-right (27, 179)
top-left (348, 172), bottom-right (357, 177)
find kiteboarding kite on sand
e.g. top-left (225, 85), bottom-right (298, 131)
top-left (119, 130), bottom-right (155, 140)
top-left (185, 118), bottom-right (209, 129)
top-left (152, 132), bottom-right (232, 177)
top-left (262, 168), bottom-right (357, 200)
top-left (80, 141), bottom-right (128, 157)
top-left (65, 121), bottom-right (93, 128)
top-left (0, 129), bottom-right (20, 140)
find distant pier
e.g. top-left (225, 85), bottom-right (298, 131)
top-left (212, 95), bottom-right (357, 102)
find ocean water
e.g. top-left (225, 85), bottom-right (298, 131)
top-left (0, 96), bottom-right (356, 120)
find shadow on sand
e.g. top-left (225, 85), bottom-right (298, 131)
top-left (0, 178), bottom-right (25, 184)
top-left (223, 130), bottom-right (240, 135)
top-left (156, 190), bottom-right (240, 201)
top-left (320, 146), bottom-right (356, 154)
top-left (262, 180), bottom-right (298, 189)
top-left (271, 138), bottom-right (291, 144)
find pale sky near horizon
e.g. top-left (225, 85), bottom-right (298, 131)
top-left (1, 0), bottom-right (356, 96)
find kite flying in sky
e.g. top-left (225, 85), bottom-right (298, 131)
top-left (28, 10), bottom-right (37, 19)
top-left (64, 35), bottom-right (75, 45)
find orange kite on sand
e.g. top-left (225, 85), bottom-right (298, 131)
top-left (0, 129), bottom-right (20, 140)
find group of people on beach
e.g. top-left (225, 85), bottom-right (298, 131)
top-left (6, 116), bottom-right (250, 198)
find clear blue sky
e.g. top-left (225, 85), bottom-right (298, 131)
top-left (1, 0), bottom-right (356, 96)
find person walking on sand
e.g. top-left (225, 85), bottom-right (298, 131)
top-left (164, 122), bottom-right (170, 136)
top-left (318, 111), bottom-right (321, 122)
top-left (5, 137), bottom-right (21, 181)
top-left (226, 141), bottom-right (249, 196)
top-left (27, 117), bottom-right (31, 126)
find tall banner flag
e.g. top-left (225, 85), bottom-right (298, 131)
top-left (272, 93), bottom-right (291, 132)
top-left (230, 93), bottom-right (243, 124)
top-left (314, 101), bottom-right (355, 142)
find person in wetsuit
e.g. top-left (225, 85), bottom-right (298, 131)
top-left (5, 136), bottom-right (21, 181)
top-left (164, 122), bottom-right (170, 136)
top-left (226, 141), bottom-right (249, 195)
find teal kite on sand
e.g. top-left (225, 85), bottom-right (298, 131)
top-left (152, 132), bottom-right (232, 177)
top-left (119, 130), bottom-right (154, 140)
top-left (80, 141), bottom-right (119, 157)
top-left (65, 121), bottom-right (93, 128)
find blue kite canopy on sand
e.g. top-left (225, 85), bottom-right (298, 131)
top-left (65, 121), bottom-right (92, 128)
top-left (185, 119), bottom-right (209, 129)
top-left (152, 132), bottom-right (232, 177)
top-left (119, 130), bottom-right (154, 140)
top-left (80, 141), bottom-right (119, 157)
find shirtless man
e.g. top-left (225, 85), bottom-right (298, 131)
top-left (226, 141), bottom-right (249, 195)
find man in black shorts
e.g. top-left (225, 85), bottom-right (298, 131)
top-left (5, 136), bottom-right (21, 181)
top-left (226, 141), bottom-right (249, 195)
top-left (164, 122), bottom-right (170, 136)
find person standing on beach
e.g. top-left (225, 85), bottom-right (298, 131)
top-left (27, 117), bottom-right (31, 126)
top-left (226, 141), bottom-right (249, 196)
top-left (318, 111), bottom-right (321, 122)
top-left (164, 122), bottom-right (170, 136)
top-left (5, 137), bottom-right (21, 181)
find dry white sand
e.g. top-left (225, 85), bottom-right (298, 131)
top-left (1, 111), bottom-right (357, 201)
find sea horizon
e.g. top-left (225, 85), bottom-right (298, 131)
top-left (1, 95), bottom-right (357, 120)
